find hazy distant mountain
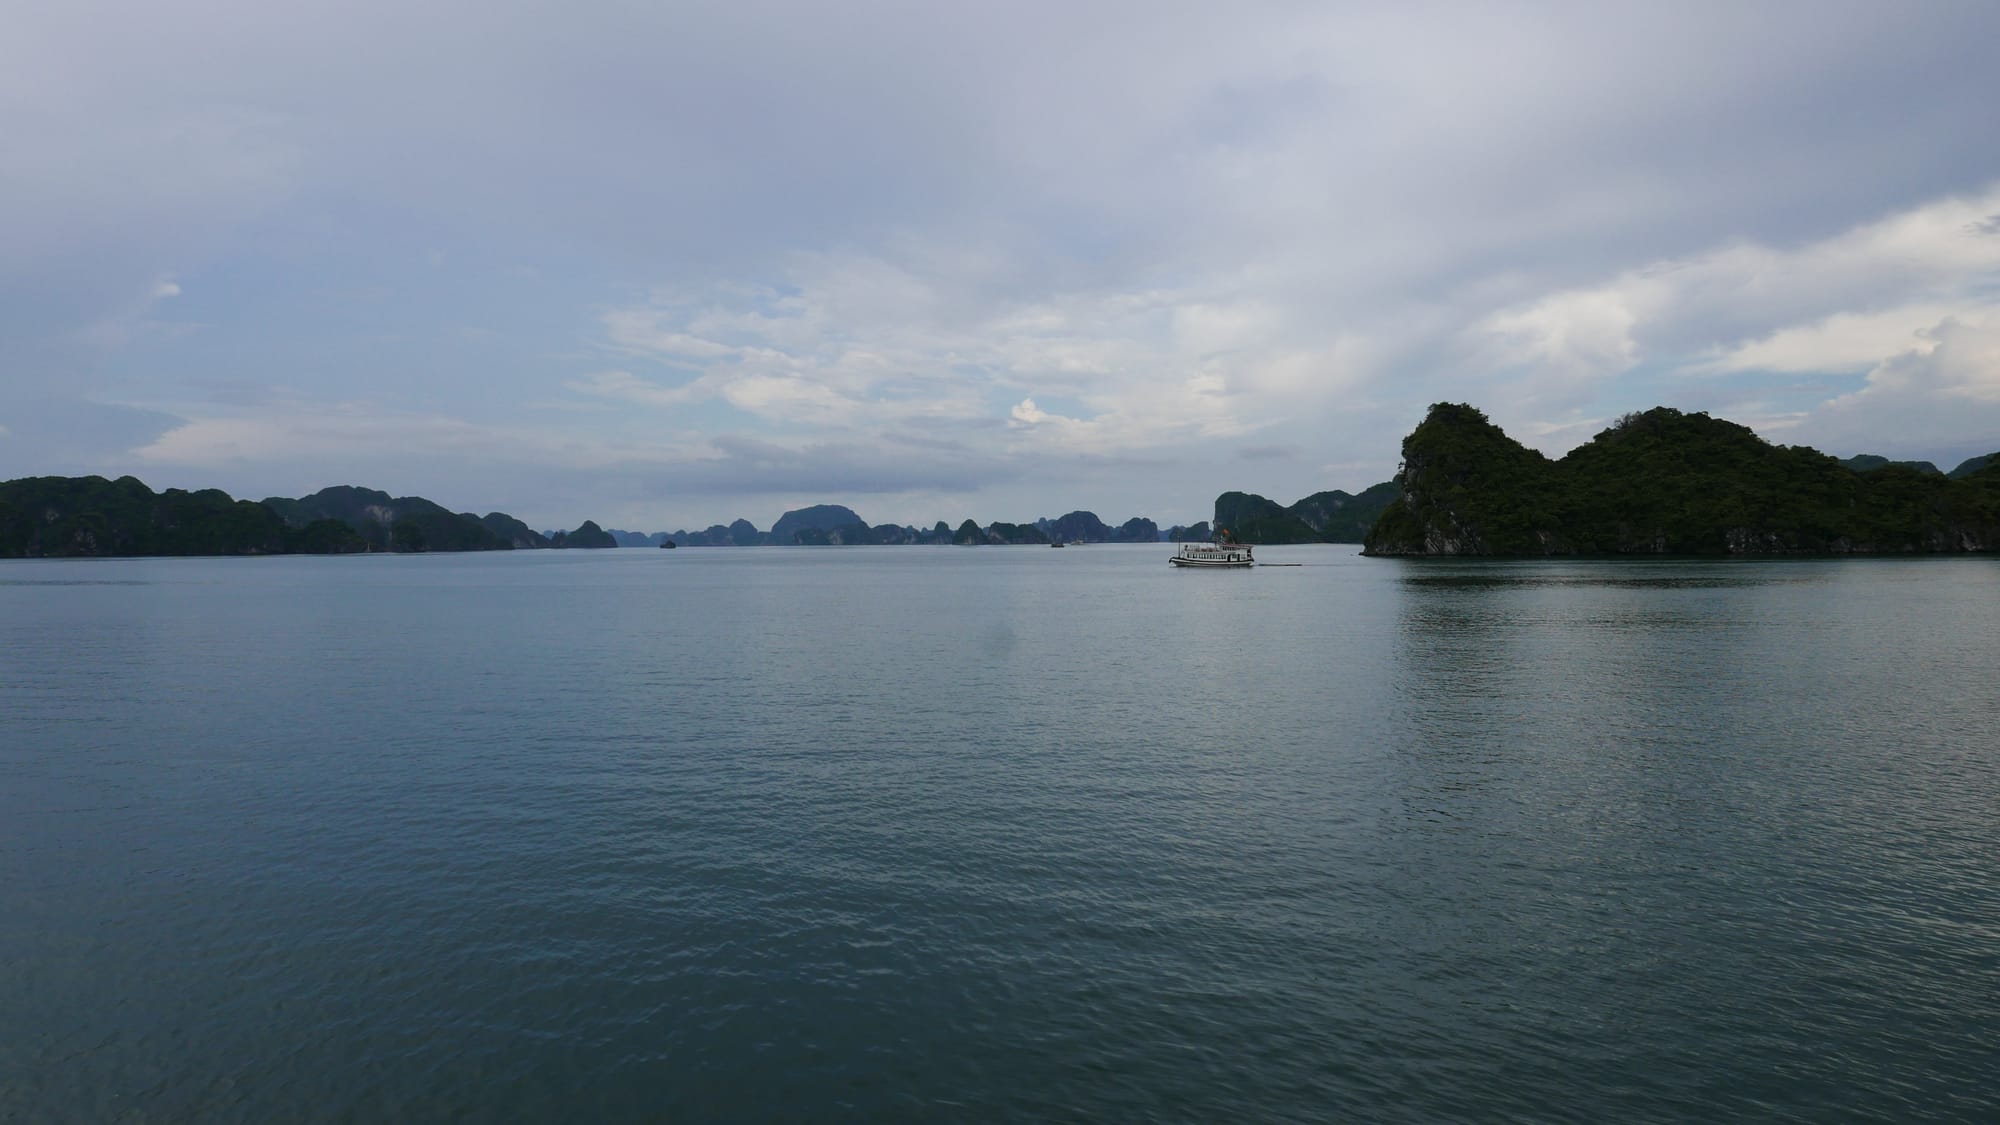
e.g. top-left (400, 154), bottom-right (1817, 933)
top-left (1211, 482), bottom-right (1400, 544)
top-left (1111, 517), bottom-right (1160, 542)
top-left (1840, 454), bottom-right (1943, 476)
top-left (264, 485), bottom-right (513, 552)
top-left (1036, 511), bottom-right (1112, 543)
top-left (481, 513), bottom-right (553, 549)
top-left (548, 520), bottom-right (617, 548)
top-left (1287, 483), bottom-right (1403, 540)
top-left (986, 521), bottom-right (1050, 544)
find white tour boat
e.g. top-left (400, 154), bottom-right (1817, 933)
top-left (1169, 531), bottom-right (1254, 568)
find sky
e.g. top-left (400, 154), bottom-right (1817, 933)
top-left (5, 0), bottom-right (2000, 531)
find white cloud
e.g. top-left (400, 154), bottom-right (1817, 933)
top-left (1478, 185), bottom-right (2000, 383)
top-left (1482, 290), bottom-right (1643, 381)
top-left (591, 244), bottom-right (1392, 459)
top-left (1698, 303), bottom-right (1962, 375)
top-left (9, 1), bottom-right (2000, 519)
top-left (1858, 314), bottom-right (2000, 404)
top-left (1008, 397), bottom-right (1050, 426)
top-left (1789, 314), bottom-right (2000, 455)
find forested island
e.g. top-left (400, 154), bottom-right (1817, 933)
top-left (0, 477), bottom-right (617, 558)
top-left (1210, 483), bottom-right (1401, 544)
top-left (1362, 404), bottom-right (2000, 556)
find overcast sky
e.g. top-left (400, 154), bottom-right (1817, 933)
top-left (5, 1), bottom-right (1999, 530)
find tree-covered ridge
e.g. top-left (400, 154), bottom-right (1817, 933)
top-left (1364, 404), bottom-right (2000, 556)
top-left (547, 520), bottom-right (617, 549)
top-left (0, 476), bottom-right (611, 558)
top-left (264, 485), bottom-right (516, 552)
top-left (1, 475), bottom-right (361, 558)
top-left (1212, 481), bottom-right (1401, 544)
top-left (1950, 453), bottom-right (1994, 479)
top-left (1841, 454), bottom-right (1942, 476)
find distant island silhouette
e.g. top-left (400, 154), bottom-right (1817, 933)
top-left (5, 406), bottom-right (1993, 558)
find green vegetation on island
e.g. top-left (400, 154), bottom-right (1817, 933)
top-left (265, 485), bottom-right (518, 552)
top-left (1362, 403), bottom-right (2000, 556)
top-left (1211, 482), bottom-right (1401, 544)
top-left (547, 520), bottom-right (617, 549)
top-left (1949, 454), bottom-right (1994, 479)
top-left (0, 475), bottom-right (616, 558)
top-left (1840, 454), bottom-right (1942, 477)
top-left (0, 475), bottom-right (349, 558)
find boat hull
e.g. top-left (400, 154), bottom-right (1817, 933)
top-left (1169, 555), bottom-right (1253, 567)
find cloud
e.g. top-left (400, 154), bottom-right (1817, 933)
top-left (1009, 398), bottom-right (1052, 427)
top-left (5, 2), bottom-right (2000, 522)
top-left (591, 247), bottom-right (1380, 459)
top-left (132, 405), bottom-right (538, 466)
top-left (1697, 303), bottom-right (1962, 376)
top-left (1791, 314), bottom-right (2000, 455)
top-left (1481, 290), bottom-right (1641, 383)
top-left (1476, 185), bottom-right (2000, 383)
top-left (1460, 185), bottom-right (2000, 451)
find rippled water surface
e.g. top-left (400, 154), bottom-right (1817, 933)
top-left (4, 546), bottom-right (1998, 1122)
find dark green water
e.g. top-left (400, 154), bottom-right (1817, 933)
top-left (4, 546), bottom-right (1997, 1122)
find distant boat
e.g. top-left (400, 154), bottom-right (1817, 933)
top-left (1051, 541), bottom-right (1065, 548)
top-left (1169, 529), bottom-right (1253, 568)
top-left (660, 540), bottom-right (677, 549)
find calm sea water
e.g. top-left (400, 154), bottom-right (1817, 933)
top-left (3, 545), bottom-right (1997, 1122)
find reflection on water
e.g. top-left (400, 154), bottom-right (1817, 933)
top-left (1398, 567), bottom-right (1824, 591)
top-left (1380, 554), bottom-right (2000, 1121)
top-left (0, 577), bottom-right (154, 586)
top-left (3, 548), bottom-right (1997, 1122)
